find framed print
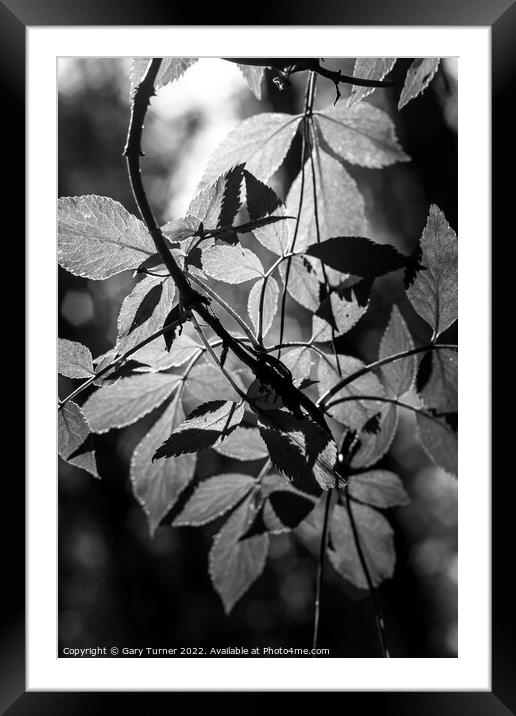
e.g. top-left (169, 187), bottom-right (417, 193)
top-left (2, 0), bottom-right (514, 710)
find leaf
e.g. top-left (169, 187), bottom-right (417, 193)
top-left (131, 333), bottom-right (201, 371)
top-left (130, 393), bottom-right (196, 535)
top-left (317, 354), bottom-right (385, 431)
top-left (350, 403), bottom-right (399, 470)
top-left (116, 275), bottom-right (176, 354)
top-left (259, 473), bottom-right (317, 531)
top-left (312, 289), bottom-right (369, 342)
top-left (161, 215), bottom-right (202, 245)
top-left (348, 470), bottom-right (409, 509)
top-left (209, 490), bottom-right (268, 614)
top-left (237, 64), bottom-right (265, 99)
top-left (58, 196), bottom-right (155, 279)
top-left (305, 236), bottom-right (409, 279)
top-left (281, 347), bottom-right (313, 383)
top-left (315, 101), bottom-right (409, 168)
top-left (214, 426), bottom-right (269, 461)
top-left (420, 350), bottom-right (458, 413)
top-left (200, 112), bottom-right (302, 188)
top-left (279, 255), bottom-right (323, 313)
top-left (398, 58), bottom-right (440, 110)
top-left (202, 245), bottom-right (264, 283)
top-left (174, 473), bottom-right (257, 526)
top-left (329, 503), bottom-right (396, 589)
top-left (406, 205), bottom-right (457, 336)
top-left (286, 149), bottom-right (368, 253)
top-left (129, 57), bottom-right (198, 93)
top-left (153, 400), bottom-right (245, 459)
top-left (257, 409), bottom-right (337, 494)
top-left (379, 305), bottom-right (416, 396)
top-left (244, 170), bottom-right (282, 220)
top-left (185, 362), bottom-right (244, 402)
top-left (82, 373), bottom-right (180, 433)
top-left (58, 401), bottom-right (98, 478)
top-left (247, 276), bottom-right (279, 338)
top-left (348, 58), bottom-right (397, 107)
top-left (416, 411), bottom-right (457, 477)
top-left (188, 166), bottom-right (244, 230)
top-left (58, 338), bottom-right (94, 379)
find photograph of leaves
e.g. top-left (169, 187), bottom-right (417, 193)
top-left (58, 57), bottom-right (458, 659)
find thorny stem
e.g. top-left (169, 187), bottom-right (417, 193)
top-left (312, 489), bottom-right (333, 653)
top-left (344, 487), bottom-right (390, 657)
top-left (317, 343), bottom-right (458, 409)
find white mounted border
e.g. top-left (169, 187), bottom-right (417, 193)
top-left (27, 26), bottom-right (490, 691)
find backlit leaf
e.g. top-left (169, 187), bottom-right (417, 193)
top-left (58, 196), bottom-right (155, 279)
top-left (174, 473), bottom-right (256, 526)
top-left (82, 373), bottom-right (180, 433)
top-left (185, 362), bottom-right (244, 402)
top-left (58, 338), bottom-right (94, 379)
top-left (406, 204), bottom-right (457, 336)
top-left (188, 166), bottom-right (244, 230)
top-left (153, 400), bottom-right (245, 458)
top-left (247, 276), bottom-right (279, 338)
top-left (202, 245), bottom-right (264, 283)
top-left (348, 470), bottom-right (409, 509)
top-left (398, 58), bottom-right (440, 110)
top-left (348, 58), bottom-right (397, 107)
top-left (130, 393), bottom-right (196, 535)
top-left (420, 350), bottom-right (457, 412)
top-left (379, 305), bottom-right (416, 396)
top-left (58, 401), bottom-right (98, 478)
top-left (305, 236), bottom-right (409, 279)
top-left (214, 426), bottom-right (269, 461)
top-left (129, 57), bottom-right (198, 94)
top-left (237, 64), bottom-right (265, 99)
top-left (416, 411), bottom-right (457, 477)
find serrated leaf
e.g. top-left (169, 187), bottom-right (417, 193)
top-left (153, 400), bottom-right (245, 458)
top-left (279, 255), bottom-right (324, 312)
top-left (131, 333), bottom-right (202, 371)
top-left (317, 354), bottom-right (385, 431)
top-left (312, 288), bottom-right (370, 342)
top-left (188, 166), bottom-right (244, 230)
top-left (420, 350), bottom-right (457, 413)
top-left (58, 401), bottom-right (99, 478)
top-left (416, 411), bottom-right (457, 477)
top-left (209, 491), bottom-right (268, 614)
top-left (379, 305), bottom-right (416, 396)
top-left (348, 58), bottom-right (397, 107)
top-left (281, 347), bottom-right (313, 383)
top-left (257, 409), bottom-right (337, 494)
top-left (129, 57), bottom-right (198, 94)
top-left (348, 470), bottom-right (409, 509)
top-left (83, 373), bottom-right (180, 433)
top-left (247, 276), bottom-right (279, 338)
top-left (305, 236), bottom-right (409, 279)
top-left (315, 101), bottom-right (409, 168)
top-left (116, 275), bottom-right (176, 354)
top-left (202, 245), bottom-right (264, 283)
top-left (398, 58), bottom-right (440, 110)
top-left (58, 338), bottom-right (94, 379)
top-left (174, 473), bottom-right (257, 526)
top-left (329, 503), bottom-right (396, 589)
top-left (214, 426), bottom-right (268, 461)
top-left (244, 170), bottom-right (282, 221)
top-left (58, 196), bottom-right (155, 279)
top-left (406, 205), bottom-right (457, 336)
top-left (185, 362), bottom-right (244, 402)
top-left (237, 64), bottom-right (265, 99)
top-left (200, 112), bottom-right (302, 189)
top-left (130, 393), bottom-right (196, 535)
top-left (350, 403), bottom-right (399, 470)
top-left (286, 149), bottom-right (368, 253)
top-left (161, 215), bottom-right (202, 245)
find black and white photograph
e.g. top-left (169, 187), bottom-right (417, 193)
top-left (57, 56), bottom-right (459, 659)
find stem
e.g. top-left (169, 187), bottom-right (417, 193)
top-left (312, 489), bottom-right (333, 653)
top-left (344, 487), bottom-right (390, 658)
top-left (58, 316), bottom-right (183, 410)
top-left (324, 394), bottom-right (448, 426)
top-left (317, 344), bottom-right (458, 410)
top-left (278, 71), bottom-right (316, 355)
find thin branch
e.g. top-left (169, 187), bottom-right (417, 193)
top-left (312, 489), bottom-right (333, 653)
top-left (324, 394), bottom-right (448, 425)
top-left (344, 487), bottom-right (390, 658)
top-left (317, 343), bottom-right (458, 409)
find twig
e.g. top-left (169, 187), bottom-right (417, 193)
top-left (312, 489), bottom-right (333, 653)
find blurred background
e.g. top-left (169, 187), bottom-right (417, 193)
top-left (58, 57), bottom-right (458, 658)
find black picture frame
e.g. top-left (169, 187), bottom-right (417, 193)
top-left (2, 0), bottom-right (514, 711)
